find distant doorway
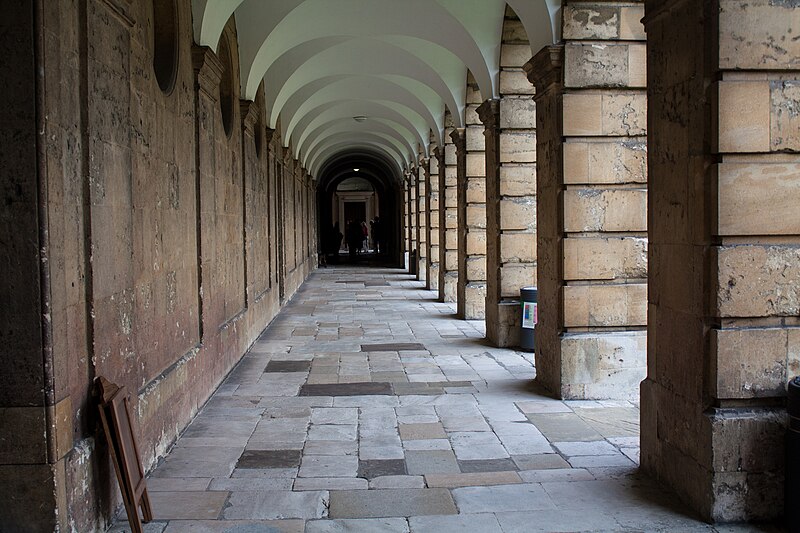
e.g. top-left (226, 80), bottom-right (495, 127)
top-left (344, 201), bottom-right (366, 227)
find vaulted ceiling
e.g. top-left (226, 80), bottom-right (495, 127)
top-left (192, 0), bottom-right (560, 178)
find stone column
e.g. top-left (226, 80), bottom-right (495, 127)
top-left (404, 172), bottom-right (411, 264)
top-left (526, 1), bottom-right (648, 400)
top-left (641, 0), bottom-right (795, 522)
top-left (427, 146), bottom-right (441, 292)
top-left (409, 169), bottom-right (418, 272)
top-left (458, 82), bottom-right (488, 320)
top-left (479, 95), bottom-right (537, 345)
top-left (416, 160), bottom-right (428, 282)
top-left (441, 115), bottom-right (460, 303)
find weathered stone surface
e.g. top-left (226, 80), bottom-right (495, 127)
top-left (563, 237), bottom-right (647, 281)
top-left (563, 189), bottom-right (647, 232)
top-left (563, 141), bottom-right (647, 185)
top-left (563, 93), bottom-right (646, 136)
top-left (717, 162), bottom-right (800, 235)
top-left (565, 43), bottom-right (645, 88)
top-left (560, 333), bottom-right (647, 401)
top-left (500, 97), bottom-right (536, 129)
top-left (563, 284), bottom-right (647, 328)
top-left (717, 81), bottom-right (771, 153)
top-left (716, 245), bottom-right (800, 317)
top-left (500, 132), bottom-right (536, 163)
top-left (719, 0), bottom-right (800, 70)
top-left (712, 328), bottom-right (790, 399)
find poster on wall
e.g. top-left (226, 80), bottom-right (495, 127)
top-left (522, 302), bottom-right (538, 329)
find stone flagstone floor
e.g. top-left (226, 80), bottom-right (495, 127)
top-left (112, 267), bottom-right (779, 533)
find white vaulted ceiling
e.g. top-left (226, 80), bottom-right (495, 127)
top-left (192, 0), bottom-right (560, 178)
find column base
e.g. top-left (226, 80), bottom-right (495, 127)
top-left (487, 301), bottom-right (520, 347)
top-left (428, 264), bottom-right (440, 291)
top-left (464, 283), bottom-right (486, 320)
top-left (641, 378), bottom-right (785, 523)
top-left (557, 331), bottom-right (646, 400)
top-left (443, 273), bottom-right (458, 303)
top-left (417, 260), bottom-right (427, 283)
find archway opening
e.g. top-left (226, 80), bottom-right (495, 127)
top-left (317, 151), bottom-right (404, 266)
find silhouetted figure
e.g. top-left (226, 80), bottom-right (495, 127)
top-left (346, 219), bottom-right (362, 258)
top-left (326, 222), bottom-right (342, 264)
top-left (372, 216), bottom-right (383, 254)
top-left (361, 221), bottom-right (369, 252)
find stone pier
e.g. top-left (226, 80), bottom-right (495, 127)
top-left (641, 0), bottom-right (796, 522)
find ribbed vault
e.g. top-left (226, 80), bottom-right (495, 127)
top-left (192, 0), bottom-right (559, 179)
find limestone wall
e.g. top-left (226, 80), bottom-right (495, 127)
top-left (0, 1), bottom-right (317, 530)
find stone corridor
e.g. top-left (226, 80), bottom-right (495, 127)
top-left (111, 267), bottom-right (774, 533)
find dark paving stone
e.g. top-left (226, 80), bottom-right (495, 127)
top-left (392, 383), bottom-right (443, 396)
top-left (358, 459), bottom-right (408, 479)
top-left (361, 343), bottom-right (426, 352)
top-left (458, 458), bottom-right (519, 473)
top-left (299, 382), bottom-right (393, 396)
top-left (329, 488), bottom-right (457, 518)
top-left (236, 450), bottom-right (302, 469)
top-left (364, 281), bottom-right (390, 287)
top-left (441, 381), bottom-right (475, 388)
top-left (265, 360), bottom-right (311, 373)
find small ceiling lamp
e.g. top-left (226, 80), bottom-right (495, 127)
top-left (353, 115), bottom-right (368, 123)
top-left (353, 168), bottom-right (360, 172)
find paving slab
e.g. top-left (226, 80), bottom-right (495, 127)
top-left (328, 488), bottom-right (457, 518)
top-left (408, 514), bottom-right (503, 533)
top-left (451, 483), bottom-right (557, 513)
top-left (369, 475), bottom-right (425, 489)
top-left (425, 471), bottom-right (522, 488)
top-left (150, 491), bottom-right (229, 520)
top-left (457, 458), bottom-right (518, 473)
top-left (224, 490), bottom-right (329, 519)
top-left (358, 459), bottom-right (408, 479)
top-left (404, 450), bottom-right (460, 475)
top-left (305, 518), bottom-right (410, 533)
top-left (299, 455), bottom-right (359, 477)
top-left (237, 450), bottom-right (302, 469)
top-left (161, 520), bottom-right (304, 533)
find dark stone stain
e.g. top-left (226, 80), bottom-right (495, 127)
top-left (361, 343), bottom-right (426, 352)
top-left (236, 450), bottom-right (301, 469)
top-left (264, 360), bottom-right (311, 373)
top-left (458, 458), bottom-right (519, 473)
top-left (358, 459), bottom-right (408, 479)
top-left (299, 382), bottom-right (393, 396)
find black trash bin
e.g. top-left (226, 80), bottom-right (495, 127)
top-left (519, 287), bottom-right (537, 352)
top-left (787, 377), bottom-right (800, 526)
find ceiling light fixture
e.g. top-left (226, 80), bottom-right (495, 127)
top-left (353, 115), bottom-right (367, 123)
top-left (353, 168), bottom-right (360, 172)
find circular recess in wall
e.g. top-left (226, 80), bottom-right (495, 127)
top-left (152, 0), bottom-right (179, 94)
top-left (218, 35), bottom-right (235, 138)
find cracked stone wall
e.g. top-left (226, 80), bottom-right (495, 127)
top-left (641, 0), bottom-right (796, 522)
top-left (527, 0), bottom-right (647, 400)
top-left (0, 2), bottom-right (317, 530)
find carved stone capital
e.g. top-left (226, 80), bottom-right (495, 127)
top-left (192, 46), bottom-right (223, 101)
top-left (264, 127), bottom-right (276, 145)
top-left (525, 45), bottom-right (564, 98)
top-left (449, 128), bottom-right (466, 152)
top-left (433, 146), bottom-right (445, 165)
top-left (476, 99), bottom-right (500, 130)
top-left (239, 100), bottom-right (260, 135)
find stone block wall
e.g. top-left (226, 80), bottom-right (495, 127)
top-left (457, 78), bottom-right (488, 320)
top-left (441, 112), bottom-right (459, 303)
top-left (427, 144), bottom-right (441, 291)
top-left (641, 0), bottom-right (796, 522)
top-left (416, 161), bottom-right (428, 282)
top-left (0, 2), bottom-right (317, 530)
top-left (527, 0), bottom-right (647, 400)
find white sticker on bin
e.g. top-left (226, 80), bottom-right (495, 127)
top-left (522, 302), bottom-right (537, 329)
